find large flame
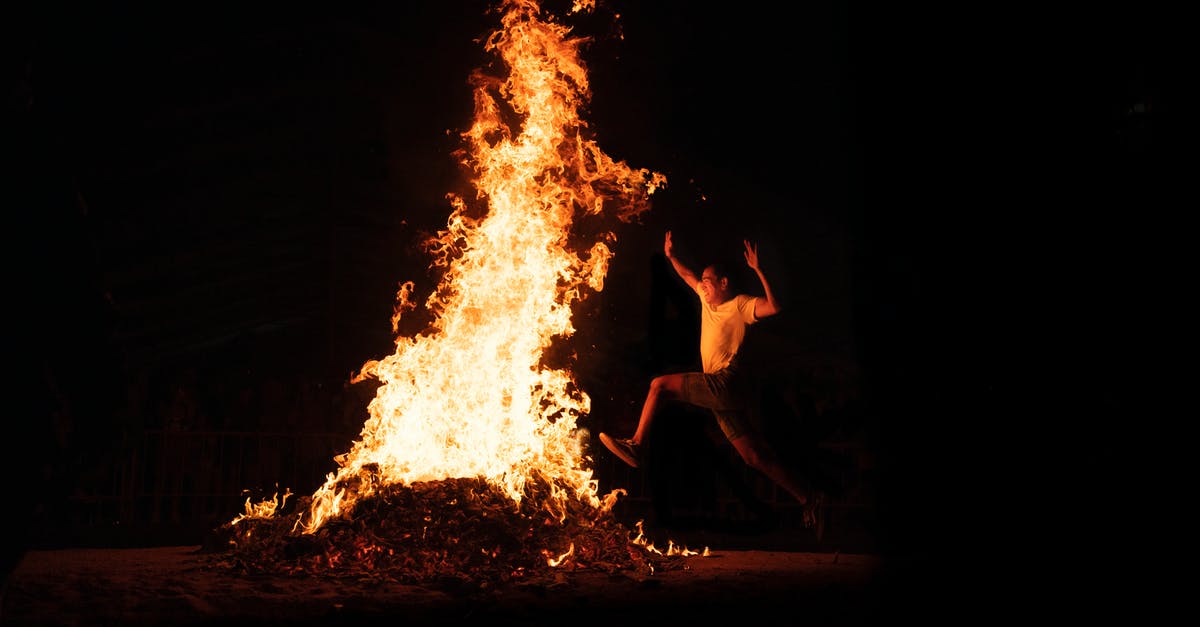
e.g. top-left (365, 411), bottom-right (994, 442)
top-left (292, 0), bottom-right (665, 534)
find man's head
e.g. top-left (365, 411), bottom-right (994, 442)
top-left (699, 264), bottom-right (733, 306)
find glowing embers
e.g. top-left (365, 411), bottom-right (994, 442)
top-left (216, 475), bottom-right (684, 589)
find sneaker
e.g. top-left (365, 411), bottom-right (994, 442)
top-left (802, 490), bottom-right (827, 542)
top-left (599, 432), bottom-right (642, 468)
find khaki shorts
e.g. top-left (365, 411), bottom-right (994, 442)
top-left (678, 365), bottom-right (753, 441)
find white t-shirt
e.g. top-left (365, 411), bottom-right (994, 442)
top-left (695, 285), bottom-right (759, 373)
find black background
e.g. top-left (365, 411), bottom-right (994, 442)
top-left (5, 0), bottom-right (1170, 613)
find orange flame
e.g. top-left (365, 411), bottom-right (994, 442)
top-left (291, 0), bottom-right (665, 534)
top-left (629, 520), bottom-right (706, 557)
top-left (230, 487), bottom-right (292, 526)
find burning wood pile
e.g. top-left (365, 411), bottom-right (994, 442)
top-left (206, 474), bottom-right (695, 590)
top-left (203, 0), bottom-right (688, 592)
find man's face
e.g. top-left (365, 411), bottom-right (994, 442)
top-left (699, 268), bottom-right (728, 305)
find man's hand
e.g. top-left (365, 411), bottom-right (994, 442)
top-left (663, 230), bottom-right (698, 289)
top-left (744, 239), bottom-right (781, 318)
top-left (743, 239), bottom-right (760, 271)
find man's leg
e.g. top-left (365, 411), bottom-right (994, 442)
top-left (730, 434), bottom-right (827, 536)
top-left (729, 435), bottom-right (813, 506)
top-left (599, 373), bottom-right (689, 468)
top-left (631, 373), bottom-right (686, 445)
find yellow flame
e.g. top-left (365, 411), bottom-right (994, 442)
top-left (230, 488), bottom-right (292, 526)
top-left (546, 542), bottom-right (575, 567)
top-left (628, 520), bottom-right (705, 557)
top-left (292, 0), bottom-right (664, 534)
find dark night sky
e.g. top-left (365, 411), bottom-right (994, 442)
top-left (11, 0), bottom-right (867, 399)
top-left (6, 0), bottom-right (1170, 586)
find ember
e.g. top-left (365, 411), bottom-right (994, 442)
top-left (209, 474), bottom-right (694, 590)
top-left (206, 0), bottom-right (691, 589)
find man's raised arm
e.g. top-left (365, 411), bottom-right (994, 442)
top-left (664, 230), bottom-right (699, 290)
top-left (744, 239), bottom-right (781, 319)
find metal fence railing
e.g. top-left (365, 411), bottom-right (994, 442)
top-left (59, 429), bottom-right (352, 539)
top-left (46, 425), bottom-right (874, 549)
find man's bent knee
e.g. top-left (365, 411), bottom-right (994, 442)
top-left (650, 374), bottom-right (684, 395)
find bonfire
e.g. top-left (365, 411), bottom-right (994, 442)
top-left (205, 0), bottom-right (701, 589)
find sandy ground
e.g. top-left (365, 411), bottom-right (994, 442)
top-left (0, 545), bottom-right (918, 626)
